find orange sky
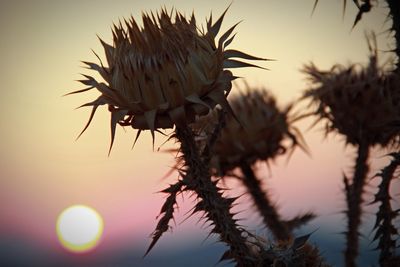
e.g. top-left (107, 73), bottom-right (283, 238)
top-left (0, 0), bottom-right (398, 263)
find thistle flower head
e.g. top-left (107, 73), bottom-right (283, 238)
top-left (69, 6), bottom-right (267, 151)
top-left (302, 35), bottom-right (400, 147)
top-left (193, 87), bottom-right (307, 174)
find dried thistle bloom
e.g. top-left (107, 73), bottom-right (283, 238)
top-left (302, 34), bottom-right (400, 267)
top-left (195, 88), bottom-right (307, 174)
top-left (302, 36), bottom-right (400, 148)
top-left (69, 6), bottom-right (267, 151)
top-left (192, 88), bottom-right (313, 242)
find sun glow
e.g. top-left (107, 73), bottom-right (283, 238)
top-left (56, 205), bottom-right (104, 253)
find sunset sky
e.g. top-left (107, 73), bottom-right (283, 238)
top-left (0, 0), bottom-right (398, 266)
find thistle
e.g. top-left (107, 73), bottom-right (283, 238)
top-left (211, 88), bottom-right (308, 174)
top-left (69, 5), bottom-right (269, 266)
top-left (192, 88), bottom-right (314, 242)
top-left (302, 34), bottom-right (400, 267)
top-left (69, 6), bottom-right (268, 153)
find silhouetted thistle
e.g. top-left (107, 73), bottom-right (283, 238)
top-left (213, 89), bottom-right (308, 174)
top-left (192, 88), bottom-right (313, 242)
top-left (302, 35), bottom-right (400, 267)
top-left (68, 6), bottom-right (269, 151)
top-left (69, 5), bottom-right (270, 266)
top-left (371, 152), bottom-right (400, 266)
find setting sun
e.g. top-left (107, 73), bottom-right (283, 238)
top-left (56, 205), bottom-right (104, 253)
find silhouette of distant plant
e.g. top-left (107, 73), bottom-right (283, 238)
top-left (310, 3), bottom-right (400, 265)
top-left (302, 34), bottom-right (400, 267)
top-left (191, 87), bottom-right (314, 242)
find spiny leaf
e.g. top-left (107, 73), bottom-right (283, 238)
top-left (77, 74), bottom-right (97, 86)
top-left (81, 60), bottom-right (109, 81)
top-left (131, 129), bottom-right (142, 149)
top-left (144, 109), bottom-right (157, 149)
top-left (292, 232), bottom-right (314, 250)
top-left (311, 0), bottom-right (319, 16)
top-left (98, 35), bottom-right (114, 65)
top-left (75, 97), bottom-right (106, 140)
top-left (218, 21), bottom-right (241, 49)
top-left (351, 1), bottom-right (371, 30)
top-left (224, 49), bottom-right (270, 61)
top-left (208, 3), bottom-right (232, 38)
top-left (64, 86), bottom-right (94, 96)
top-left (223, 59), bottom-right (268, 70)
top-left (91, 48), bottom-right (106, 69)
top-left (109, 110), bottom-right (127, 155)
top-left (144, 180), bottom-right (184, 257)
top-left (223, 33), bottom-right (236, 48)
top-left (76, 105), bottom-right (99, 140)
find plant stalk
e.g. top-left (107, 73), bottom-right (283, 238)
top-left (344, 143), bottom-right (370, 267)
top-left (175, 126), bottom-right (255, 266)
top-left (373, 153), bottom-right (400, 266)
top-left (240, 163), bottom-right (291, 241)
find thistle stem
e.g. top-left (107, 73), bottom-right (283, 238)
top-left (344, 143), bottom-right (370, 267)
top-left (374, 152), bottom-right (400, 266)
top-left (240, 163), bottom-right (291, 241)
top-left (386, 0), bottom-right (400, 73)
top-left (175, 126), bottom-right (254, 266)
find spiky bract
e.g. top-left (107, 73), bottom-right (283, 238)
top-left (302, 37), bottom-right (400, 147)
top-left (70, 6), bottom-right (267, 150)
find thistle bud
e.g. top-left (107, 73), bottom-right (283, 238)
top-left (193, 88), bottom-right (306, 174)
top-left (69, 6), bottom-right (268, 151)
top-left (302, 35), bottom-right (400, 147)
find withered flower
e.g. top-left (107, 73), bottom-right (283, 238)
top-left (69, 6), bottom-right (267, 151)
top-left (211, 89), bottom-right (307, 173)
top-left (302, 34), bottom-right (400, 267)
top-left (192, 88), bottom-right (313, 242)
top-left (303, 40), bottom-right (400, 147)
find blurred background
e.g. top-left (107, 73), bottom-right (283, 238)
top-left (0, 0), bottom-right (399, 266)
